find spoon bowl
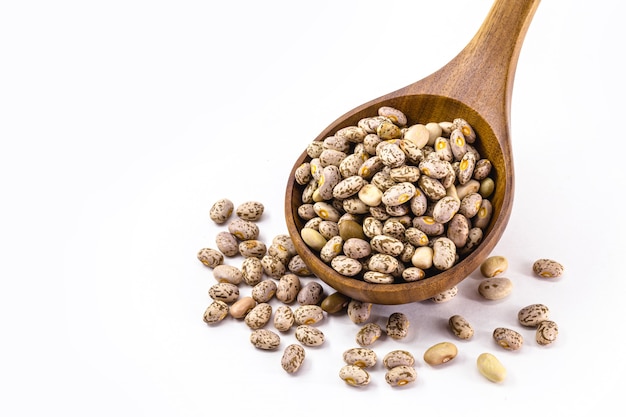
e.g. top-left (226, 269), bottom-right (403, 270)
top-left (285, 0), bottom-right (541, 305)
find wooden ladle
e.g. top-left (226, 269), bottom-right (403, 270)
top-left (285, 0), bottom-right (541, 305)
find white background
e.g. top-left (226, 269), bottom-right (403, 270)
top-left (2, 0), bottom-right (624, 415)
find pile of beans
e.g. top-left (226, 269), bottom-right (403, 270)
top-left (292, 106), bottom-right (496, 285)
top-left (197, 198), bottom-right (564, 386)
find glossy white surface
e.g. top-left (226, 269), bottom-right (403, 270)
top-left (2, 1), bottom-right (623, 415)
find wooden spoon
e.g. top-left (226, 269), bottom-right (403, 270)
top-left (285, 0), bottom-right (541, 305)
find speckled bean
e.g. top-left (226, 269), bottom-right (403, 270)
top-left (342, 238), bottom-right (372, 259)
top-left (208, 282), bottom-right (239, 303)
top-left (250, 329), bottom-right (280, 350)
top-left (339, 365), bottom-right (370, 387)
top-left (383, 350), bottom-right (415, 369)
top-left (536, 320), bottom-right (558, 345)
top-left (228, 218), bottom-right (260, 241)
top-left (473, 199), bottom-right (492, 229)
top-left (241, 257), bottom-right (263, 286)
top-left (347, 300), bottom-right (373, 324)
top-left (209, 198), bottom-right (234, 224)
top-left (295, 325), bottom-right (325, 346)
top-left (213, 264), bottom-right (243, 285)
top-left (386, 312), bottom-right (410, 340)
top-left (343, 347), bottom-right (377, 368)
top-left (251, 280), bottom-right (277, 303)
top-left (197, 248), bottom-right (224, 268)
top-left (260, 254), bottom-right (286, 278)
top-left (385, 365), bottom-right (417, 387)
top-left (459, 192), bottom-right (482, 218)
top-left (363, 271), bottom-right (395, 284)
top-left (432, 237), bottom-right (457, 271)
top-left (294, 305), bottom-right (324, 325)
top-left (402, 267), bottom-right (426, 282)
top-left (478, 277), bottom-right (513, 300)
top-left (275, 273), bottom-right (301, 304)
top-left (215, 231), bottom-right (239, 257)
top-left (368, 253), bottom-right (399, 274)
top-left (532, 258), bottom-right (564, 278)
top-left (331, 255), bottom-right (362, 276)
top-left (431, 285), bottom-right (458, 303)
top-left (493, 327), bottom-right (523, 350)
top-left (235, 201), bottom-right (264, 221)
top-left (356, 322), bottom-right (382, 347)
top-left (203, 300), bottom-right (229, 324)
top-left (297, 281), bottom-right (324, 305)
top-left (449, 315), bottom-right (474, 340)
top-left (287, 255), bottom-right (312, 276)
top-left (518, 303), bottom-right (550, 327)
top-left (238, 239), bottom-right (267, 258)
top-left (382, 182), bottom-right (416, 206)
top-left (244, 302), bottom-right (272, 330)
top-left (273, 305), bottom-right (295, 332)
top-left (281, 344), bottom-right (305, 373)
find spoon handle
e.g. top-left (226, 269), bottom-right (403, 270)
top-left (405, 0), bottom-right (541, 136)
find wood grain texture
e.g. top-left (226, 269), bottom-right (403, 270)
top-left (285, 0), bottom-right (541, 305)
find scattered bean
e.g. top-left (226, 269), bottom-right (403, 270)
top-left (215, 231), bottom-right (239, 257)
top-left (478, 277), bottom-right (513, 300)
top-left (386, 312), bottom-right (410, 340)
top-left (228, 218), bottom-right (260, 241)
top-left (209, 198), bottom-right (234, 224)
top-left (294, 305), bottom-right (324, 325)
top-left (197, 248), bottom-right (224, 268)
top-left (297, 281), bottom-right (324, 305)
top-left (208, 282), bottom-right (239, 303)
top-left (295, 325), bottom-right (325, 347)
top-left (477, 352), bottom-right (506, 383)
top-left (518, 303), bottom-right (550, 327)
top-left (343, 347), bottom-right (377, 368)
top-left (273, 305), bottom-right (295, 332)
top-left (493, 327), bottom-right (523, 350)
top-left (213, 264), bottom-right (243, 285)
top-left (339, 365), bottom-right (370, 387)
top-left (229, 296), bottom-right (256, 319)
top-left (250, 329), bottom-right (280, 350)
top-left (431, 285), bottom-right (458, 303)
top-left (536, 320), bottom-right (558, 345)
top-left (480, 255), bottom-right (508, 278)
top-left (320, 292), bottom-right (350, 314)
top-left (244, 302), bottom-right (272, 330)
top-left (383, 350), bottom-right (415, 369)
top-left (275, 273), bottom-right (302, 304)
top-left (533, 258), bottom-right (564, 278)
top-left (347, 300), bottom-right (373, 324)
top-left (385, 365), bottom-right (417, 387)
top-left (356, 322), bottom-right (383, 347)
top-left (448, 315), bottom-right (474, 340)
top-left (203, 300), bottom-right (229, 324)
top-left (281, 344), bottom-right (306, 373)
top-left (423, 342), bottom-right (458, 366)
top-left (251, 280), bottom-right (277, 303)
top-left (236, 201), bottom-right (264, 221)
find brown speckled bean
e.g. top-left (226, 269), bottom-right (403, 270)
top-left (208, 282), bottom-right (239, 303)
top-left (385, 365), bottom-right (417, 387)
top-left (294, 305), bottom-right (324, 325)
top-left (251, 280), bottom-right (277, 303)
top-left (241, 257), bottom-right (263, 286)
top-left (297, 281), bottom-right (324, 305)
top-left (238, 239), bottom-right (267, 259)
top-left (228, 218), bottom-right (260, 241)
top-left (536, 320), bottom-right (558, 345)
top-left (215, 231), bottom-right (239, 257)
top-left (295, 325), bottom-right (325, 346)
top-left (273, 305), bottom-right (295, 332)
top-left (518, 303), bottom-right (550, 327)
top-left (343, 347), bottom-right (377, 368)
top-left (356, 322), bottom-right (382, 347)
top-left (235, 201), bottom-right (264, 221)
top-left (478, 277), bottom-right (513, 300)
top-left (386, 312), bottom-right (410, 340)
top-left (431, 285), bottom-right (458, 303)
top-left (339, 365), bottom-right (370, 387)
top-left (275, 273), bottom-right (301, 304)
top-left (244, 302), bottom-right (272, 330)
top-left (347, 300), bottom-right (373, 324)
top-left (209, 198), bottom-right (234, 224)
top-left (493, 327), bottom-right (523, 350)
top-left (383, 350), bottom-right (415, 369)
top-left (449, 314), bottom-right (474, 340)
top-left (213, 264), bottom-right (243, 285)
top-left (281, 344), bottom-right (305, 373)
top-left (250, 329), bottom-right (280, 350)
top-left (203, 300), bottom-right (229, 324)
top-left (533, 258), bottom-right (564, 278)
top-left (260, 255), bottom-right (286, 278)
top-left (197, 248), bottom-right (224, 268)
